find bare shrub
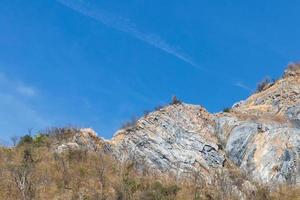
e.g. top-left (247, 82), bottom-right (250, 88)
top-left (42, 126), bottom-right (80, 142)
top-left (155, 105), bottom-right (164, 111)
top-left (140, 181), bottom-right (180, 200)
top-left (18, 135), bottom-right (33, 146)
top-left (223, 107), bottom-right (231, 113)
top-left (121, 117), bottom-right (138, 130)
top-left (286, 63), bottom-right (300, 72)
top-left (3, 131), bottom-right (300, 199)
top-left (170, 96), bottom-right (182, 105)
top-left (252, 184), bottom-right (272, 200)
top-left (10, 136), bottom-right (19, 147)
top-left (12, 148), bottom-right (36, 200)
top-left (256, 77), bottom-right (275, 93)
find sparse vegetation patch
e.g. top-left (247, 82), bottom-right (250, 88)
top-left (256, 77), bottom-right (275, 93)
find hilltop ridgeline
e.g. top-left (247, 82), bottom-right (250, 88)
top-left (2, 63), bottom-right (300, 199)
top-left (68, 63), bottom-right (300, 186)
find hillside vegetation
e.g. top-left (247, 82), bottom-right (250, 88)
top-left (2, 64), bottom-right (300, 200)
top-left (0, 129), bottom-right (300, 200)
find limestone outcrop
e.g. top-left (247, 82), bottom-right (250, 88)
top-left (55, 63), bottom-right (300, 186)
top-left (110, 104), bottom-right (226, 180)
top-left (217, 64), bottom-right (300, 185)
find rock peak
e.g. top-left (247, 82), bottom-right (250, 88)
top-left (53, 63), bottom-right (300, 187)
top-left (110, 102), bottom-right (225, 179)
top-left (283, 63), bottom-right (300, 78)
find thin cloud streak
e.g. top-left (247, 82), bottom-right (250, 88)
top-left (234, 82), bottom-right (252, 92)
top-left (16, 83), bottom-right (37, 97)
top-left (0, 72), bottom-right (49, 141)
top-left (0, 72), bottom-right (38, 97)
top-left (56, 0), bottom-right (202, 69)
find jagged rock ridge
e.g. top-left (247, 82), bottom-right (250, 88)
top-left (110, 104), bottom-right (226, 179)
top-left (217, 64), bottom-right (300, 185)
top-left (58, 63), bottom-right (300, 186)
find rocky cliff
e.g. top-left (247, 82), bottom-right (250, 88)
top-left (58, 64), bottom-right (300, 187)
top-left (218, 64), bottom-right (300, 185)
top-left (110, 104), bottom-right (226, 180)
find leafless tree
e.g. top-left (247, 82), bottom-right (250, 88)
top-left (10, 135), bottom-right (19, 146)
top-left (171, 95), bottom-right (182, 105)
top-left (12, 149), bottom-right (35, 200)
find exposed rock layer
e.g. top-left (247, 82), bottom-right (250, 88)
top-left (58, 64), bottom-right (300, 186)
top-left (218, 65), bottom-right (300, 185)
top-left (110, 104), bottom-right (226, 180)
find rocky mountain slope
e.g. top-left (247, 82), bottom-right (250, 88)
top-left (58, 64), bottom-right (300, 187)
top-left (218, 64), bottom-right (300, 185)
top-left (110, 104), bottom-right (226, 180)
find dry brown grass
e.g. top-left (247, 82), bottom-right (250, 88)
top-left (1, 133), bottom-right (300, 200)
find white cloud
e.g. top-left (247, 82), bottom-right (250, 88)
top-left (16, 83), bottom-right (37, 97)
top-left (57, 0), bottom-right (203, 69)
top-left (234, 82), bottom-right (252, 92)
top-left (0, 72), bottom-right (38, 97)
top-left (0, 72), bottom-right (48, 142)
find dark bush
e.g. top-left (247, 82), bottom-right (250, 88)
top-left (43, 127), bottom-right (80, 142)
top-left (170, 96), bottom-right (182, 105)
top-left (286, 63), bottom-right (300, 72)
top-left (18, 135), bottom-right (33, 146)
top-left (256, 77), bottom-right (275, 93)
top-left (121, 117), bottom-right (138, 130)
top-left (154, 105), bottom-right (164, 111)
top-left (223, 107), bottom-right (231, 113)
top-left (284, 63), bottom-right (300, 78)
top-left (33, 134), bottom-right (49, 147)
top-left (143, 110), bottom-right (150, 116)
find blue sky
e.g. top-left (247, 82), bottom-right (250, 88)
top-left (1, 0), bottom-right (300, 143)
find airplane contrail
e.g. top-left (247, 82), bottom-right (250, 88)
top-left (234, 82), bottom-right (252, 92)
top-left (56, 0), bottom-right (202, 69)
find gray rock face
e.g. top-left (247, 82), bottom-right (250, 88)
top-left (110, 104), bottom-right (225, 179)
top-left (225, 122), bottom-right (259, 166)
top-left (215, 114), bottom-right (300, 185)
top-left (55, 128), bottom-right (109, 153)
top-left (213, 70), bottom-right (300, 185)
top-left (231, 72), bottom-right (300, 118)
top-left (54, 65), bottom-right (300, 187)
top-left (284, 63), bottom-right (300, 78)
top-left (286, 104), bottom-right (300, 128)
